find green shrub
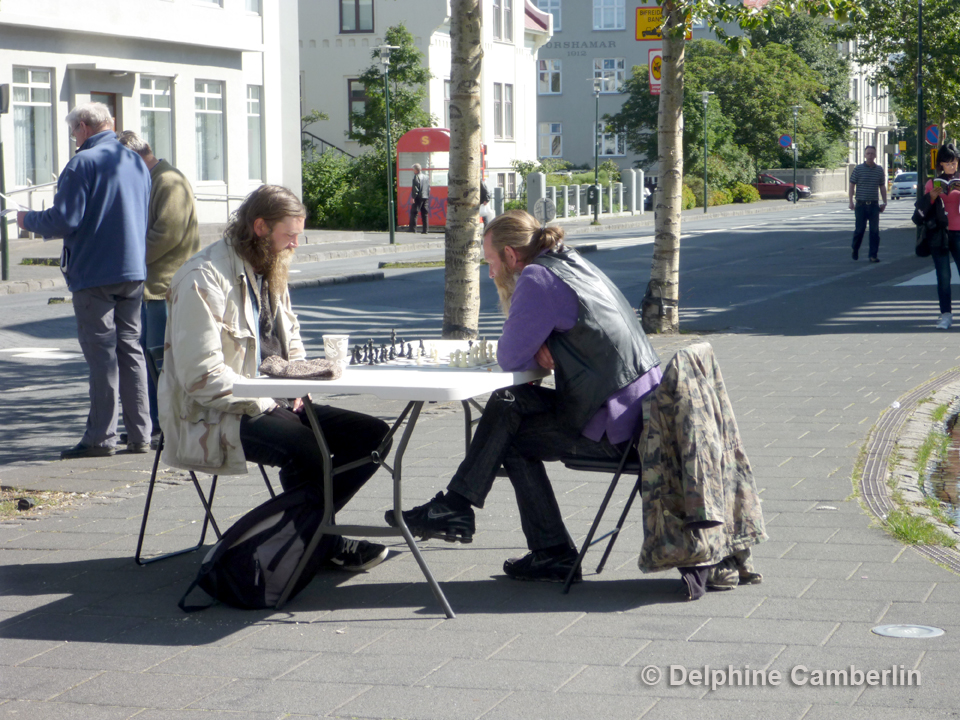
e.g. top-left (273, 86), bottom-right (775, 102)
top-left (709, 188), bottom-right (732, 206)
top-left (730, 182), bottom-right (761, 204)
top-left (681, 184), bottom-right (696, 210)
top-left (504, 199), bottom-right (525, 211)
top-left (301, 148), bottom-right (391, 230)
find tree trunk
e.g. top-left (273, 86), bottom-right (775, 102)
top-left (443, 0), bottom-right (483, 339)
top-left (641, 1), bottom-right (685, 334)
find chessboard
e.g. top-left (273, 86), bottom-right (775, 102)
top-left (344, 333), bottom-right (500, 371)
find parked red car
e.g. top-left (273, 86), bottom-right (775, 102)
top-left (752, 173), bottom-right (811, 201)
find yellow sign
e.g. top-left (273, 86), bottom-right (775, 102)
top-left (899, 140), bottom-right (907, 152)
top-left (932, 148), bottom-right (938, 171)
top-left (636, 7), bottom-right (692, 41)
top-left (652, 55), bottom-right (662, 80)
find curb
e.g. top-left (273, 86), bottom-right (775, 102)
top-left (860, 369), bottom-right (960, 574)
top-left (288, 271), bottom-right (384, 290)
top-left (0, 277), bottom-right (67, 295)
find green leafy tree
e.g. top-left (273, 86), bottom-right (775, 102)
top-left (749, 13), bottom-right (855, 150)
top-left (347, 24), bottom-right (434, 149)
top-left (845, 0), bottom-right (960, 136)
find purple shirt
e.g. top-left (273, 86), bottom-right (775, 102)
top-left (497, 263), bottom-right (661, 445)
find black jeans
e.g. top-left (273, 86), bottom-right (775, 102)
top-left (448, 383), bottom-right (627, 552)
top-left (852, 201), bottom-right (881, 258)
top-left (240, 403), bottom-right (390, 510)
top-left (932, 231), bottom-right (960, 314)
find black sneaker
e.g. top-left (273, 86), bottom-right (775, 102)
top-left (384, 492), bottom-right (475, 543)
top-left (127, 442), bottom-right (151, 454)
top-left (327, 538), bottom-right (388, 572)
top-left (503, 548), bottom-right (582, 584)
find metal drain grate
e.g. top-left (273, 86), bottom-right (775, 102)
top-left (859, 370), bottom-right (960, 574)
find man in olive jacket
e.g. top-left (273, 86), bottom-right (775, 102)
top-left (118, 131), bottom-right (200, 437)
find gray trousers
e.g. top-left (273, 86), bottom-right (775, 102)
top-left (73, 281), bottom-right (152, 448)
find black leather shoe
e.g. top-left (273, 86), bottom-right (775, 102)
top-left (851, 248), bottom-right (858, 261)
top-left (60, 443), bottom-right (116, 460)
top-left (869, 256), bottom-right (880, 263)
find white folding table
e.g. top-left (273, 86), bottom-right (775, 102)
top-left (232, 358), bottom-right (547, 618)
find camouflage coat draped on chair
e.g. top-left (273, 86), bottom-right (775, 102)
top-left (638, 342), bottom-right (767, 572)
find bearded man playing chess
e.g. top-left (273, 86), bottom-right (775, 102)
top-left (388, 210), bottom-right (662, 582)
top-left (159, 185), bottom-right (391, 572)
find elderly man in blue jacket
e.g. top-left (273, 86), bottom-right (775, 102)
top-left (18, 102), bottom-right (153, 459)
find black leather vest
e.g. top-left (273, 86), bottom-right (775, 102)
top-left (533, 247), bottom-right (660, 431)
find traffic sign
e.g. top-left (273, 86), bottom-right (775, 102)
top-left (926, 124), bottom-right (940, 146)
top-left (648, 49), bottom-right (662, 96)
top-left (779, 134), bottom-right (792, 148)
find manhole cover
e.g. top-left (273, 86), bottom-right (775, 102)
top-left (871, 624), bottom-right (944, 638)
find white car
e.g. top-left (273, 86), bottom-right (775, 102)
top-left (890, 172), bottom-right (918, 200)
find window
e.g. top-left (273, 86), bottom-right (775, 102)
top-left (347, 79), bottom-right (369, 135)
top-left (493, 82), bottom-right (514, 139)
top-left (443, 80), bottom-right (452, 129)
top-left (195, 80), bottom-right (224, 182)
top-left (594, 58), bottom-right (625, 93)
top-left (245, 0), bottom-right (260, 12)
top-left (340, 0), bottom-right (373, 33)
top-left (538, 59), bottom-right (561, 94)
top-left (497, 172), bottom-right (506, 196)
top-left (595, 121), bottom-right (625, 156)
top-left (247, 85), bottom-right (263, 181)
top-left (12, 67), bottom-right (53, 187)
top-left (592, 0), bottom-right (624, 30)
top-left (140, 76), bottom-right (172, 161)
top-left (493, 0), bottom-right (513, 41)
top-left (539, 122), bottom-right (562, 158)
top-left (507, 173), bottom-right (516, 199)
top-left (536, 0), bottom-right (561, 31)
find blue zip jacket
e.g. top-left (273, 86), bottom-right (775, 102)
top-left (23, 130), bottom-right (151, 292)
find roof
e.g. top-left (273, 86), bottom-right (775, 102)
top-left (524, 0), bottom-right (551, 34)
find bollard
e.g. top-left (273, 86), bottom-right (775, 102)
top-left (526, 172), bottom-right (547, 216)
top-left (560, 185), bottom-right (569, 217)
top-left (572, 185), bottom-right (581, 216)
top-left (638, 169), bottom-right (645, 215)
top-left (494, 186), bottom-right (504, 217)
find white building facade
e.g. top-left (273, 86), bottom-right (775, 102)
top-left (0, 0), bottom-right (302, 225)
top-left (298, 0), bottom-right (551, 201)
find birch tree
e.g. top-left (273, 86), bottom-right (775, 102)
top-left (641, 0), bottom-right (861, 334)
top-left (443, 0), bottom-right (484, 339)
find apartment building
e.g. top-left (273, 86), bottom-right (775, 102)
top-left (0, 0), bottom-right (302, 224)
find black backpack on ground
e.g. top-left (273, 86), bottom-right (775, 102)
top-left (178, 487), bottom-right (336, 611)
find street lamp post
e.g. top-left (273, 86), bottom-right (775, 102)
top-left (592, 77), bottom-right (602, 225)
top-left (701, 90), bottom-right (713, 214)
top-left (917, 0), bottom-right (925, 200)
top-left (378, 44), bottom-right (400, 245)
top-left (791, 105), bottom-right (801, 204)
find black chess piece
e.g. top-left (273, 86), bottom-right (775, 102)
top-left (389, 346), bottom-right (396, 361)
top-left (390, 329), bottom-right (397, 347)
top-left (351, 346), bottom-right (360, 365)
top-left (419, 339), bottom-right (425, 357)
top-left (406, 342), bottom-right (413, 359)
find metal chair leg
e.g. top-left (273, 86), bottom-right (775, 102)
top-left (562, 465), bottom-right (625, 594)
top-left (594, 474), bottom-right (642, 574)
top-left (135, 434), bottom-right (217, 565)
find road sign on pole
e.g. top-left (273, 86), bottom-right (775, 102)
top-left (926, 124), bottom-right (940, 146)
top-left (779, 134), bottom-right (792, 149)
top-left (648, 49), bottom-right (662, 96)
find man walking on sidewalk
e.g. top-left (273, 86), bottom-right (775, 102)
top-left (18, 102), bottom-right (153, 459)
top-left (408, 163), bottom-right (430, 234)
top-left (849, 145), bottom-right (888, 262)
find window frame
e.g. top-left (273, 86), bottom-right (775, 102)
top-left (493, 0), bottom-right (513, 42)
top-left (347, 78), bottom-right (369, 135)
top-left (536, 0), bottom-right (561, 31)
top-left (504, 83), bottom-right (514, 139)
top-left (139, 75), bottom-right (173, 163)
top-left (340, 0), bottom-right (374, 34)
top-left (443, 79), bottom-right (452, 129)
top-left (11, 66), bottom-right (54, 188)
top-left (246, 85), bottom-right (263, 181)
top-left (493, 82), bottom-right (503, 139)
top-left (194, 79), bottom-right (225, 183)
top-left (592, 0), bottom-right (624, 30)
top-left (593, 58), bottom-right (626, 93)
top-left (539, 122), bottom-right (562, 158)
top-left (538, 58), bottom-right (562, 95)
top-left (595, 120), bottom-right (626, 157)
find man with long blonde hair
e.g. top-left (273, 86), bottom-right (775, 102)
top-left (389, 210), bottom-right (662, 582)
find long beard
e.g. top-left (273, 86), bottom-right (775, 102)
top-left (493, 263), bottom-right (520, 317)
top-left (258, 248), bottom-right (293, 300)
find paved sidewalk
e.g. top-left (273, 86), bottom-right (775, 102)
top-left (2, 213), bottom-right (959, 719)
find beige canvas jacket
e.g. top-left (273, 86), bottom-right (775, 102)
top-left (158, 238), bottom-right (304, 475)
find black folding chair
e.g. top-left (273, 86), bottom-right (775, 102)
top-left (134, 347), bottom-right (277, 566)
top-left (559, 425), bottom-right (643, 593)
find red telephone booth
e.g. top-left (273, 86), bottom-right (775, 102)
top-left (397, 128), bottom-right (486, 229)
top-left (397, 128), bottom-right (450, 229)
